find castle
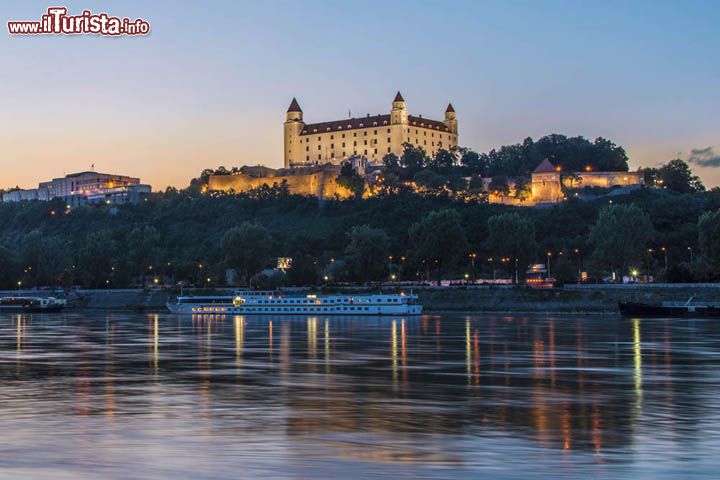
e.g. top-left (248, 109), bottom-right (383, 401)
top-left (284, 92), bottom-right (458, 167)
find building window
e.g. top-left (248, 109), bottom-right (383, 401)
top-left (364, 140), bottom-right (367, 145)
top-left (387, 147), bottom-right (391, 153)
top-left (342, 134), bottom-right (345, 138)
top-left (318, 136), bottom-right (321, 141)
top-left (318, 145), bottom-right (321, 150)
top-left (342, 142), bottom-right (345, 147)
top-left (374, 130), bottom-right (377, 135)
top-left (318, 154), bottom-right (322, 160)
top-left (306, 146), bottom-right (309, 151)
top-left (387, 138), bottom-right (391, 143)
top-left (306, 155), bottom-right (309, 161)
top-left (364, 149), bottom-right (367, 155)
top-left (364, 131), bottom-right (367, 136)
top-left (331, 143), bottom-right (334, 148)
top-left (331, 135), bottom-right (334, 140)
top-left (353, 141), bottom-right (357, 146)
top-left (353, 132), bottom-right (357, 137)
top-left (387, 129), bottom-right (391, 134)
top-left (374, 148), bottom-right (378, 154)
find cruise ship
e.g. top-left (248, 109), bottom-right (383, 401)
top-left (166, 290), bottom-right (422, 316)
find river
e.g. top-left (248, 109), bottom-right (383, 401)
top-left (1, 312), bottom-right (719, 479)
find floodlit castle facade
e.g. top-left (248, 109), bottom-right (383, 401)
top-left (284, 92), bottom-right (458, 168)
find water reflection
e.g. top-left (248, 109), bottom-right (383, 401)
top-left (1, 312), bottom-right (719, 479)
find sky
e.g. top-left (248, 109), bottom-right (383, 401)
top-left (1, 0), bottom-right (719, 190)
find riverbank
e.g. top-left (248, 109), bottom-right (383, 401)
top-left (3, 284), bottom-right (719, 314)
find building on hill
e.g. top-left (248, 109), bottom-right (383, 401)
top-left (284, 92), bottom-right (458, 168)
top-left (531, 159), bottom-right (564, 204)
top-left (1, 171), bottom-right (151, 205)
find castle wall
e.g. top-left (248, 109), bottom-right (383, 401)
top-left (531, 172), bottom-right (563, 204)
top-left (563, 171), bottom-right (643, 189)
top-left (207, 169), bottom-right (353, 200)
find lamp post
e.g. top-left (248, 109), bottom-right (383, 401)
top-left (546, 251), bottom-right (552, 279)
top-left (646, 248), bottom-right (654, 278)
top-left (688, 246), bottom-right (693, 264)
top-left (488, 257), bottom-right (496, 281)
top-left (469, 253), bottom-right (477, 283)
top-left (660, 247), bottom-right (668, 271)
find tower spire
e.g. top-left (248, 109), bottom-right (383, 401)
top-left (393, 91), bottom-right (405, 103)
top-left (287, 97), bottom-right (302, 113)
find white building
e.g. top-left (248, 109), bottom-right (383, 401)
top-left (2, 171), bottom-right (151, 205)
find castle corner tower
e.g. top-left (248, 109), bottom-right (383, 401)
top-left (284, 98), bottom-right (304, 167)
top-left (444, 103), bottom-right (457, 135)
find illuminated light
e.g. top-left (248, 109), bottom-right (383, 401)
top-left (50, 210), bottom-right (56, 216)
top-left (584, 165), bottom-right (592, 172)
top-left (153, 278), bottom-right (159, 284)
top-left (306, 294), bottom-right (317, 299)
top-left (631, 269), bottom-right (639, 277)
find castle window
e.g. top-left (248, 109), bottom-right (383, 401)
top-left (364, 149), bottom-right (367, 155)
top-left (415, 129), bottom-right (418, 134)
top-left (424, 140), bottom-right (427, 145)
top-left (364, 131), bottom-right (367, 136)
top-left (387, 129), bottom-right (390, 134)
top-left (387, 147), bottom-right (391, 153)
top-left (354, 150), bottom-right (357, 155)
top-left (306, 155), bottom-right (309, 161)
top-left (383, 121), bottom-right (387, 125)
top-left (331, 135), bottom-right (334, 140)
top-left (326, 128), bottom-right (330, 132)
top-left (374, 130), bottom-right (377, 135)
top-left (318, 154), bottom-right (322, 160)
top-left (353, 132), bottom-right (357, 137)
top-left (353, 141), bottom-right (357, 146)
top-left (432, 133), bottom-right (434, 137)
top-left (306, 138), bottom-right (309, 142)
top-left (342, 134), bottom-right (345, 138)
top-left (373, 122), bottom-right (377, 126)
top-left (424, 131), bottom-right (426, 136)
top-left (343, 152), bottom-right (346, 156)
top-left (318, 137), bottom-right (321, 141)
top-left (306, 146), bottom-right (309, 151)
top-left (374, 148), bottom-right (378, 154)
top-left (387, 138), bottom-right (390, 143)
top-left (331, 143), bottom-right (334, 148)
top-left (342, 142), bottom-right (345, 147)
top-left (318, 145), bottom-right (321, 150)
top-left (364, 140), bottom-right (367, 145)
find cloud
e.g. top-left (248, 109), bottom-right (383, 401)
top-left (687, 146), bottom-right (720, 168)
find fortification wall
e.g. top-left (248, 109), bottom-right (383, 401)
top-left (207, 169), bottom-right (352, 199)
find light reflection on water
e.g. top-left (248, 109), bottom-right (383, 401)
top-left (1, 312), bottom-right (720, 479)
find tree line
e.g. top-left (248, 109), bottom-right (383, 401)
top-left (0, 179), bottom-right (719, 290)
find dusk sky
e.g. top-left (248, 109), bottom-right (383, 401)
top-left (2, 0), bottom-right (719, 190)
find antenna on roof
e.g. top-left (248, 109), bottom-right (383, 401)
top-left (91, 163), bottom-right (95, 171)
top-left (348, 109), bottom-right (351, 119)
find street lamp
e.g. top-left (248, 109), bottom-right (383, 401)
top-left (487, 257), bottom-right (496, 281)
top-left (660, 247), bottom-right (668, 271)
top-left (574, 248), bottom-right (581, 284)
top-left (469, 253), bottom-right (477, 283)
top-left (688, 246), bottom-right (693, 263)
top-left (546, 251), bottom-right (552, 278)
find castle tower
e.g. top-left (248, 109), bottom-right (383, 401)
top-left (390, 91), bottom-right (408, 125)
top-left (444, 103), bottom-right (457, 135)
top-left (531, 159), bottom-right (563, 204)
top-left (284, 98), bottom-right (304, 167)
top-left (388, 91), bottom-right (409, 157)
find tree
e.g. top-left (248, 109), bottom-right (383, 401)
top-left (588, 204), bottom-right (655, 280)
top-left (344, 225), bottom-right (391, 283)
top-left (413, 169), bottom-right (446, 193)
top-left (657, 159), bottom-right (705, 193)
top-left (77, 229), bottom-right (116, 287)
top-left (429, 149), bottom-right (456, 174)
top-left (460, 149), bottom-right (484, 174)
top-left (485, 213), bottom-right (538, 282)
top-left (0, 245), bottom-right (19, 289)
top-left (409, 209), bottom-right (468, 284)
top-left (286, 254), bottom-right (319, 286)
top-left (698, 210), bottom-right (720, 273)
top-left (221, 222), bottom-right (273, 284)
top-left (489, 176), bottom-right (510, 197)
top-left (513, 179), bottom-right (532, 201)
top-left (335, 162), bottom-right (365, 198)
top-left (399, 143), bottom-right (428, 177)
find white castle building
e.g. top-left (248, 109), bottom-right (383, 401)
top-left (283, 92), bottom-right (458, 168)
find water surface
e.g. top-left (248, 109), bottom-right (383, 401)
top-left (1, 312), bottom-right (719, 479)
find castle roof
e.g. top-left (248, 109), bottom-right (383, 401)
top-left (446, 103), bottom-right (455, 113)
top-left (393, 91), bottom-right (405, 102)
top-left (287, 98), bottom-right (302, 113)
top-left (300, 114), bottom-right (450, 135)
top-left (533, 159), bottom-right (557, 174)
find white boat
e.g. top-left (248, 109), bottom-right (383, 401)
top-left (166, 290), bottom-right (422, 316)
